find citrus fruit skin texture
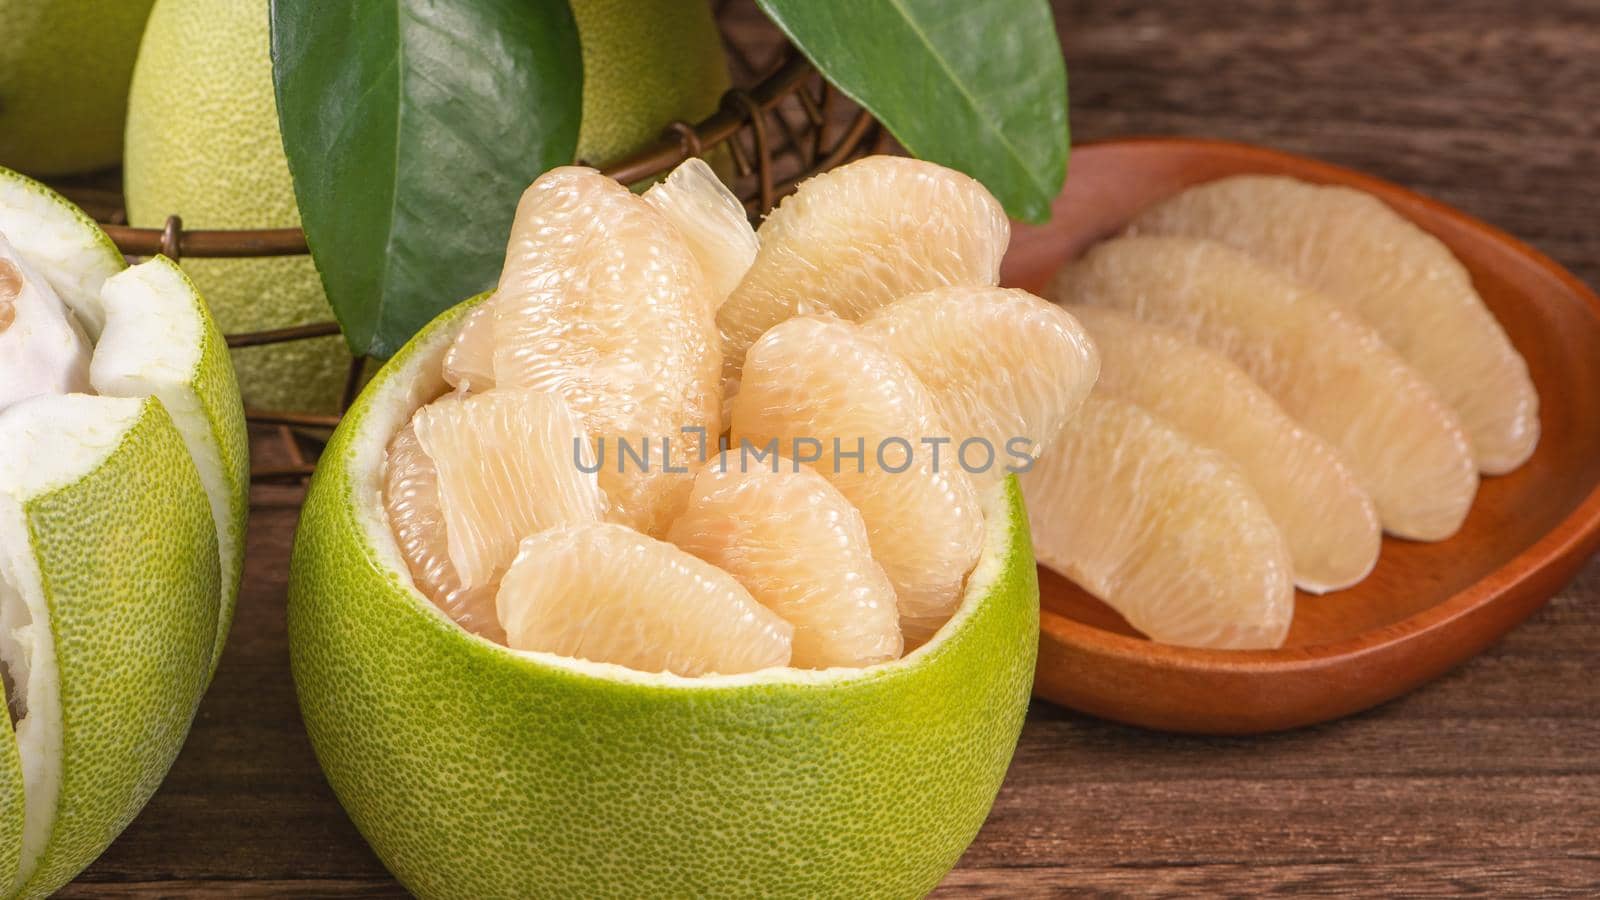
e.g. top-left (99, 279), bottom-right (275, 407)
top-left (666, 458), bottom-right (902, 669)
top-left (0, 0), bottom-right (156, 175)
top-left (289, 301), bottom-right (1038, 899)
top-left (1069, 306), bottom-right (1380, 594)
top-left (860, 286), bottom-right (1100, 479)
top-left (569, 0), bottom-right (730, 169)
top-left (729, 316), bottom-right (985, 645)
top-left (1023, 395), bottom-right (1295, 650)
top-left (0, 712), bottom-right (20, 889)
top-left (1, 395), bottom-right (218, 899)
top-left (91, 256), bottom-right (249, 678)
top-left (1053, 235), bottom-right (1478, 543)
top-left (717, 155), bottom-right (1010, 402)
top-left (124, 0), bottom-right (350, 415)
top-left (498, 523), bottom-right (794, 677)
top-left (0, 171), bottom-right (247, 896)
top-left (1130, 175), bottom-right (1539, 475)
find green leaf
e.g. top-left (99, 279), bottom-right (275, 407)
top-left (756, 0), bottom-right (1068, 223)
top-left (270, 0), bottom-right (582, 358)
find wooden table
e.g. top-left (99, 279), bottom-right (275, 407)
top-left (67, 1), bottom-right (1600, 896)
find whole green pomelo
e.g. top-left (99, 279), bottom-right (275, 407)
top-left (124, 0), bottom-right (349, 415)
top-left (0, 0), bottom-right (156, 176)
top-left (123, 0), bottom-right (730, 414)
top-left (288, 296), bottom-right (1037, 899)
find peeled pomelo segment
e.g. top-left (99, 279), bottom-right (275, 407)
top-left (288, 296), bottom-right (1039, 897)
top-left (440, 301), bottom-right (496, 394)
top-left (729, 316), bottom-right (984, 644)
top-left (497, 523), bottom-right (792, 676)
top-left (0, 392), bottom-right (216, 897)
top-left (859, 286), bottom-right (1099, 478)
top-left (0, 236), bottom-right (92, 413)
top-left (1051, 236), bottom-right (1478, 542)
top-left (462, 166), bottom-right (721, 535)
top-left (666, 456), bottom-right (902, 669)
top-left (404, 389), bottom-right (605, 596)
top-left (0, 167), bottom-right (127, 338)
top-left (1070, 306), bottom-right (1380, 593)
top-left (717, 155), bottom-right (1010, 403)
top-left (90, 255), bottom-right (248, 674)
top-left (642, 158), bottom-right (758, 307)
top-left (382, 421), bottom-right (501, 643)
top-left (1130, 175), bottom-right (1539, 475)
top-left (1023, 394), bottom-right (1294, 650)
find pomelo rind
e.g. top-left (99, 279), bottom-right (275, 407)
top-left (0, 166), bottom-right (126, 339)
top-left (290, 295), bottom-right (1039, 898)
top-left (92, 256), bottom-right (249, 677)
top-left (0, 393), bottom-right (218, 898)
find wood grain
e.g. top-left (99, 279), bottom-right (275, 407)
top-left (63, 0), bottom-right (1600, 896)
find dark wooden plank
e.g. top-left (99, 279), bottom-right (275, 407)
top-left (64, 1), bottom-right (1600, 896)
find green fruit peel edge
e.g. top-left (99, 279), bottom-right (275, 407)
top-left (289, 296), bottom-right (1040, 899)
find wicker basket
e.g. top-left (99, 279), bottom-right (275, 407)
top-left (80, 16), bottom-right (883, 493)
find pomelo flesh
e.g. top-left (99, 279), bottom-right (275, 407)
top-left (729, 315), bottom-right (985, 644)
top-left (1069, 306), bottom-right (1380, 593)
top-left (444, 167), bottom-right (721, 536)
top-left (666, 457), bottom-right (902, 669)
top-left (716, 155), bottom-right (1010, 403)
top-left (859, 285), bottom-right (1099, 479)
top-left (288, 298), bottom-right (1038, 897)
top-left (1130, 175), bottom-right (1539, 474)
top-left (497, 523), bottom-right (793, 677)
top-left (1052, 235), bottom-right (1478, 542)
top-left (1023, 394), bottom-right (1295, 650)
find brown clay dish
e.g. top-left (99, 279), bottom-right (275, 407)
top-left (1000, 137), bottom-right (1600, 734)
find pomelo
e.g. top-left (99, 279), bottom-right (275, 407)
top-left (124, 0), bottom-right (731, 415)
top-left (0, 168), bottom-right (246, 896)
top-left (288, 298), bottom-right (1038, 898)
top-left (0, 0), bottom-right (156, 176)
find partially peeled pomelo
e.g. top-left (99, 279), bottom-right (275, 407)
top-left (0, 167), bottom-right (246, 897)
top-left (288, 298), bottom-right (1039, 898)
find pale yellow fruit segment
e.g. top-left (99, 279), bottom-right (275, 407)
top-left (1052, 236), bottom-right (1478, 542)
top-left (1023, 395), bottom-right (1295, 650)
top-left (666, 457), bottom-right (902, 669)
top-left (440, 301), bottom-right (496, 394)
top-left (1070, 306), bottom-right (1380, 593)
top-left (1130, 175), bottom-right (1538, 474)
top-left (382, 419), bottom-right (500, 642)
top-left (729, 316), bottom-right (984, 644)
top-left (386, 390), bottom-right (605, 642)
top-left (497, 523), bottom-right (792, 677)
top-left (445, 167), bottom-right (720, 535)
top-left (717, 155), bottom-right (1009, 401)
top-left (642, 158), bottom-right (758, 307)
top-left (859, 286), bottom-right (1099, 481)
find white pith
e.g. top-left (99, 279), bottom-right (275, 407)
top-left (0, 393), bottom-right (146, 891)
top-left (0, 168), bottom-right (228, 893)
top-left (0, 234), bottom-right (94, 412)
top-left (90, 258), bottom-right (235, 653)
top-left (352, 312), bottom-right (1016, 689)
top-left (0, 172), bottom-right (126, 339)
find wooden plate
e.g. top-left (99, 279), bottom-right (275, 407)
top-left (1000, 137), bottom-right (1600, 734)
